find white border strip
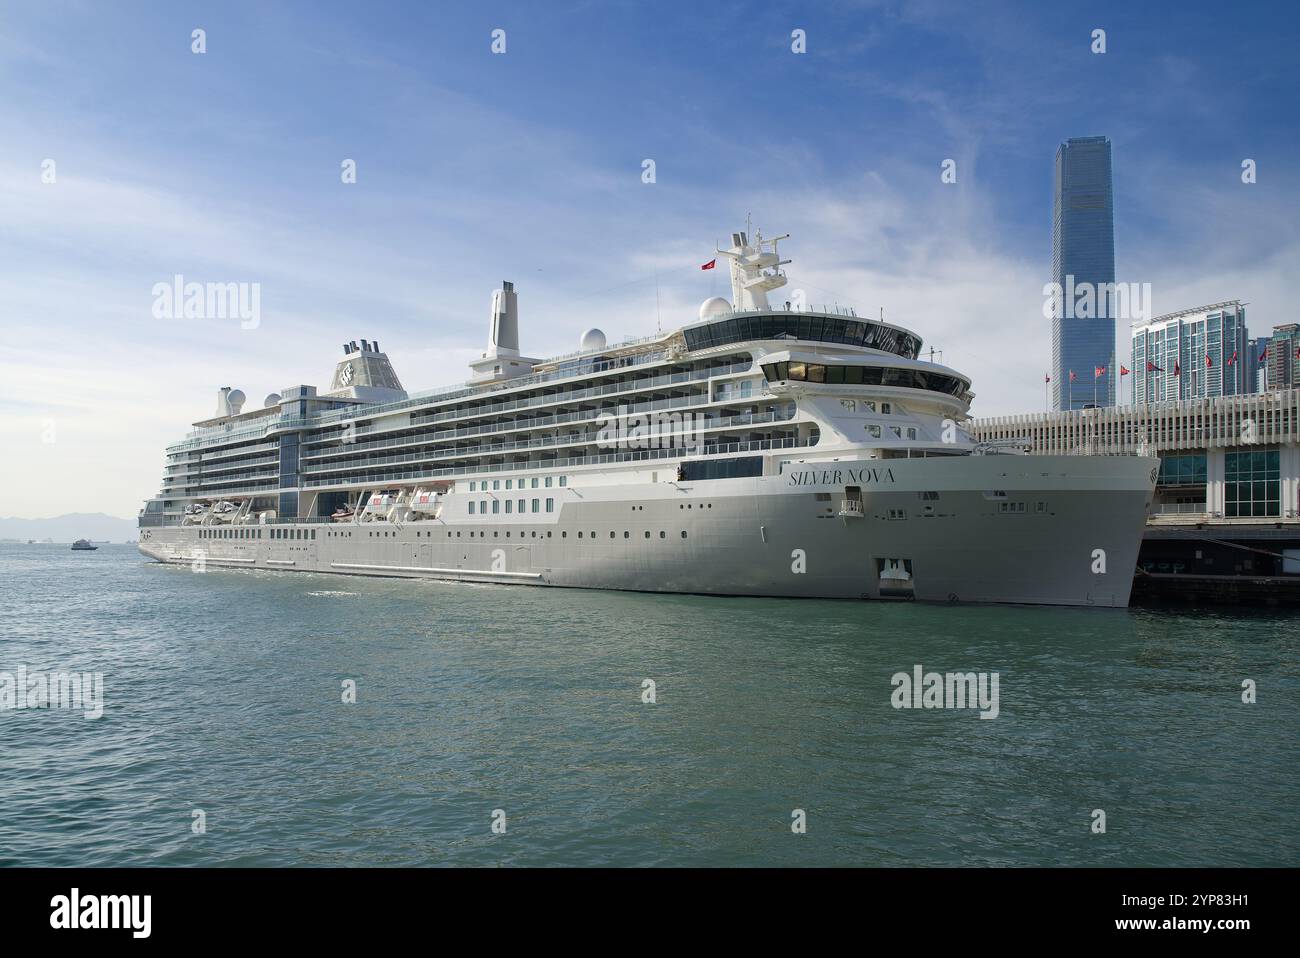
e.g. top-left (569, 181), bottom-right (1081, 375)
top-left (330, 562), bottom-right (541, 579)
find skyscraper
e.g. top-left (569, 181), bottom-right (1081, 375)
top-left (1050, 136), bottom-right (1116, 410)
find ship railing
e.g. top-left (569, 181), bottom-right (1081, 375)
top-left (300, 393), bottom-right (719, 457)
top-left (168, 359), bottom-right (758, 455)
top-left (298, 435), bottom-right (813, 489)
top-left (307, 360), bottom-right (757, 441)
top-left (299, 410), bottom-right (798, 474)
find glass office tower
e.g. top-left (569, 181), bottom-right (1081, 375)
top-left (1050, 136), bottom-right (1116, 410)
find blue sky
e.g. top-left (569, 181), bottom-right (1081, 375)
top-left (1, 0), bottom-right (1297, 517)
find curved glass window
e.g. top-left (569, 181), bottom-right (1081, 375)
top-left (761, 362), bottom-right (969, 398)
top-left (684, 314), bottom-right (922, 359)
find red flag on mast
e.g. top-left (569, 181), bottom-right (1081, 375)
top-left (1094, 365), bottom-right (1106, 379)
top-left (1120, 365), bottom-right (1130, 376)
top-left (1205, 353), bottom-right (1213, 368)
top-left (1174, 360), bottom-right (1181, 376)
top-left (700, 259), bottom-right (716, 271)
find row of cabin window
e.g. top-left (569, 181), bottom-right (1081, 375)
top-left (200, 528), bottom-right (317, 540)
top-left (468, 476), bottom-right (566, 493)
top-left (449, 529), bottom-right (689, 540)
top-left (469, 498), bottom-right (555, 515)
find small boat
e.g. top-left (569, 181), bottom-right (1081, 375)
top-left (71, 539), bottom-right (98, 551)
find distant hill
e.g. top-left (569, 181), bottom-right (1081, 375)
top-left (0, 513), bottom-right (137, 543)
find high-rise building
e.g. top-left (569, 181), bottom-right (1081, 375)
top-left (1131, 302), bottom-right (1250, 402)
top-left (1263, 323), bottom-right (1299, 391)
top-left (1050, 136), bottom-right (1116, 410)
top-left (1247, 335), bottom-right (1272, 392)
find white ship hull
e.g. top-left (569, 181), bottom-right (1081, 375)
top-left (140, 454), bottom-right (1156, 607)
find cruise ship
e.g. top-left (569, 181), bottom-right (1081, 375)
top-left (138, 229), bottom-right (1157, 606)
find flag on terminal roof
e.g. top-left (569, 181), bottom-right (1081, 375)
top-left (1120, 365), bottom-right (1130, 376)
top-left (1094, 365), bottom-right (1106, 379)
top-left (1147, 361), bottom-right (1163, 372)
top-left (700, 259), bottom-right (716, 271)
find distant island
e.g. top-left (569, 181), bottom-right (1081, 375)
top-left (0, 513), bottom-right (137, 544)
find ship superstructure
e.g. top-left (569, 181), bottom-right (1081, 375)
top-left (139, 229), bottom-right (1157, 606)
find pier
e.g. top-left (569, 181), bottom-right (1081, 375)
top-left (971, 389), bottom-right (1300, 605)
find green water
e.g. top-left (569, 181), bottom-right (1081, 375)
top-left (0, 544), bottom-right (1295, 866)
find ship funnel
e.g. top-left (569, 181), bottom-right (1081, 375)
top-left (488, 280), bottom-right (520, 354)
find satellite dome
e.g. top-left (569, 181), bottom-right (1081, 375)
top-left (264, 393), bottom-right (282, 408)
top-left (580, 328), bottom-right (607, 352)
top-left (226, 389), bottom-right (246, 412)
top-left (699, 297), bottom-right (732, 321)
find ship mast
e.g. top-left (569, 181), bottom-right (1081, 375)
top-left (714, 226), bottom-right (791, 309)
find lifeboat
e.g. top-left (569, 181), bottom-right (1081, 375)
top-left (408, 490), bottom-right (439, 517)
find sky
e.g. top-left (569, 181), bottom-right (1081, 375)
top-left (1, 0), bottom-right (1297, 518)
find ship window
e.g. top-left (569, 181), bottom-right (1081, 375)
top-left (907, 427), bottom-right (918, 440)
top-left (624, 531), bottom-right (630, 538)
top-left (644, 531), bottom-right (650, 538)
top-left (493, 480), bottom-right (500, 490)
top-left (659, 531), bottom-right (666, 538)
top-left (546, 498), bottom-right (554, 512)
top-left (559, 477), bottom-right (567, 487)
top-left (518, 499), bottom-right (525, 513)
top-left (506, 479), bottom-right (512, 489)
top-left (469, 481), bottom-right (476, 491)
top-left (681, 531), bottom-right (687, 538)
top-left (310, 530), bottom-right (316, 540)
top-left (889, 426), bottom-right (902, 438)
top-left (531, 478), bottom-right (539, 489)
top-left (610, 531), bottom-right (616, 539)
top-left (532, 498), bottom-right (539, 512)
top-left (881, 402), bottom-right (892, 414)
top-left (545, 477), bottom-right (552, 488)
top-left (505, 501), bottom-right (512, 513)
top-left (578, 531), bottom-right (583, 538)
top-left (840, 399), bottom-right (856, 411)
top-left (480, 500), bottom-right (486, 514)
top-left (469, 502), bottom-right (476, 514)
top-left (492, 501), bottom-right (500, 514)
top-left (866, 425), bottom-right (881, 438)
